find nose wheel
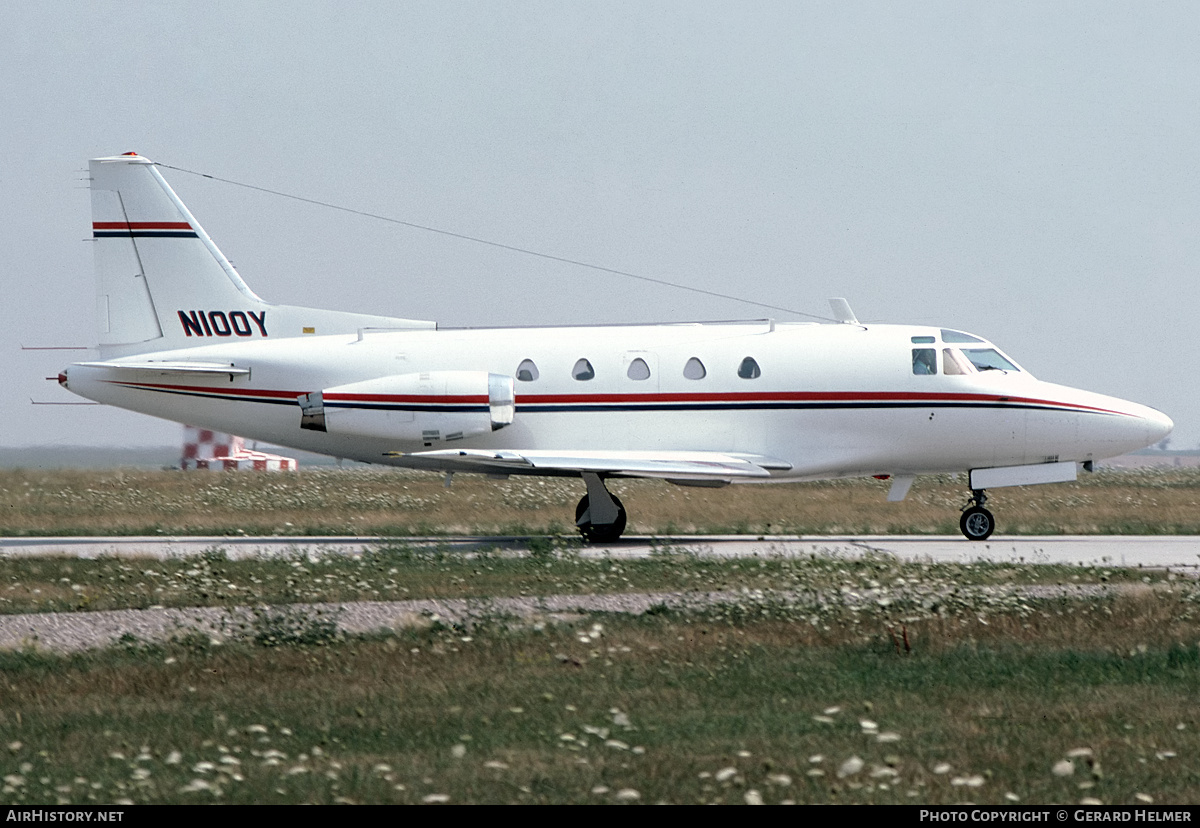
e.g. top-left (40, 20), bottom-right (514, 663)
top-left (959, 489), bottom-right (994, 541)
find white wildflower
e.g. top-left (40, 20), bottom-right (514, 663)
top-left (179, 779), bottom-right (214, 793)
top-left (838, 756), bottom-right (864, 778)
top-left (1052, 759), bottom-right (1075, 777)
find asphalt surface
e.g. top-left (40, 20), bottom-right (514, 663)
top-left (1, 534), bottom-right (1198, 570)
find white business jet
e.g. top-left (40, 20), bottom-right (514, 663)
top-left (60, 153), bottom-right (1173, 541)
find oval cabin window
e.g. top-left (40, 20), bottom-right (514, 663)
top-left (626, 358), bottom-right (651, 381)
top-left (572, 358), bottom-right (595, 381)
top-left (683, 357), bottom-right (706, 380)
top-left (516, 359), bottom-right (539, 382)
top-left (737, 356), bottom-right (761, 379)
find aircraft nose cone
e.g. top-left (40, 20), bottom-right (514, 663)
top-left (1145, 407), bottom-right (1174, 446)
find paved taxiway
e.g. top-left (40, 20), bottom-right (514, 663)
top-left (2, 535), bottom-right (1198, 571)
top-left (2, 535), bottom-right (1194, 651)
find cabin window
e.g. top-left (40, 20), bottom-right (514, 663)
top-left (626, 358), bottom-right (651, 381)
top-left (737, 356), bottom-right (761, 379)
top-left (572, 358), bottom-right (595, 381)
top-left (912, 348), bottom-right (937, 375)
top-left (941, 329), bottom-right (985, 344)
top-left (963, 348), bottom-right (1019, 372)
top-left (943, 348), bottom-right (972, 375)
top-left (516, 359), bottom-right (539, 382)
top-left (683, 357), bottom-right (706, 380)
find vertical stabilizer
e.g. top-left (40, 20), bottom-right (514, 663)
top-left (88, 153), bottom-right (434, 357)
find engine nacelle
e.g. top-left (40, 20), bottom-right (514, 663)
top-left (298, 371), bottom-right (514, 445)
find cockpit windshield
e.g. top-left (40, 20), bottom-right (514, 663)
top-left (940, 329), bottom-right (985, 344)
top-left (910, 331), bottom-right (1024, 375)
top-left (962, 348), bottom-right (1020, 372)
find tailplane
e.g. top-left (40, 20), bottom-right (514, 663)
top-left (89, 153), bottom-right (434, 357)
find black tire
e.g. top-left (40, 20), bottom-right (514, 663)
top-left (575, 494), bottom-right (627, 543)
top-left (959, 506), bottom-right (995, 541)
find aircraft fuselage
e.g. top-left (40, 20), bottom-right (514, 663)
top-left (63, 319), bottom-right (1169, 481)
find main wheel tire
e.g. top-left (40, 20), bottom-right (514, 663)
top-left (575, 494), bottom-right (627, 543)
top-left (959, 506), bottom-right (995, 541)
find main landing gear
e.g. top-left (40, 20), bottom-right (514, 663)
top-left (576, 472), bottom-right (627, 543)
top-left (959, 489), bottom-right (995, 541)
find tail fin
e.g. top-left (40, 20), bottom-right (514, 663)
top-left (89, 153), bottom-right (434, 357)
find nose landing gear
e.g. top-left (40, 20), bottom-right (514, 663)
top-left (959, 489), bottom-right (995, 541)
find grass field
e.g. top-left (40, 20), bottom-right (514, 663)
top-left (0, 545), bottom-right (1198, 805)
top-left (1, 465), bottom-right (1200, 537)
top-left (1, 468), bottom-right (1199, 805)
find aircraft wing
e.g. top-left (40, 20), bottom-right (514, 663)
top-left (386, 448), bottom-right (791, 481)
top-left (73, 361), bottom-right (250, 378)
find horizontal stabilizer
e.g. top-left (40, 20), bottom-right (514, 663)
top-left (386, 448), bottom-right (791, 480)
top-left (73, 360), bottom-right (250, 378)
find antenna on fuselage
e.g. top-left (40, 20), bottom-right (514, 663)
top-left (828, 298), bottom-right (858, 324)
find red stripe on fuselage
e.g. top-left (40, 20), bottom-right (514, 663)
top-left (106, 380), bottom-right (300, 400)
top-left (324, 393), bottom-right (489, 404)
top-left (514, 390), bottom-right (1130, 416)
top-left (102, 380), bottom-right (1132, 417)
top-left (92, 221), bottom-right (193, 230)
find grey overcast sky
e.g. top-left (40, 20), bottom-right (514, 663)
top-left (2, 1), bottom-right (1197, 450)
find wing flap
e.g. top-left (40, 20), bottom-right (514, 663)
top-left (385, 448), bottom-right (790, 480)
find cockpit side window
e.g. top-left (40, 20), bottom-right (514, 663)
top-left (943, 348), bottom-right (972, 375)
top-left (912, 348), bottom-right (937, 375)
top-left (941, 329), bottom-right (985, 344)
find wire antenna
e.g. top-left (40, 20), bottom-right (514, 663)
top-left (155, 162), bottom-right (836, 323)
